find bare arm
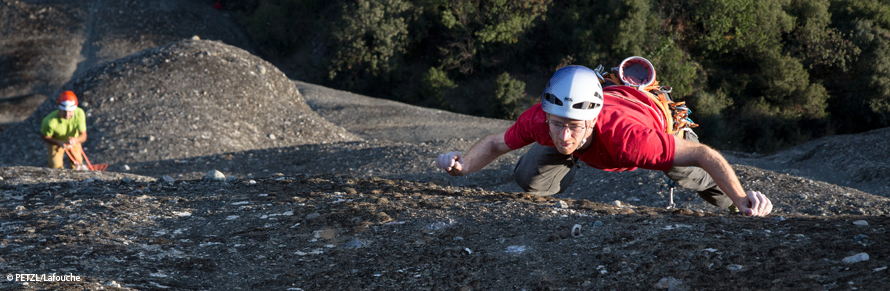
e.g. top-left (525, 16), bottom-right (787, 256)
top-left (672, 136), bottom-right (772, 216)
top-left (436, 132), bottom-right (513, 176)
top-left (71, 131), bottom-right (87, 145)
top-left (41, 134), bottom-right (65, 147)
top-left (40, 131), bottom-right (87, 148)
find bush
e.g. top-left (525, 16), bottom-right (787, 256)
top-left (421, 66), bottom-right (457, 108)
top-left (329, 0), bottom-right (413, 89)
top-left (492, 72), bottom-right (529, 119)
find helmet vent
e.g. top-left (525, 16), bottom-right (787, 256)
top-left (572, 101), bottom-right (601, 110)
top-left (543, 93), bottom-right (564, 106)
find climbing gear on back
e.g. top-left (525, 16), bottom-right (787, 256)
top-left (595, 57), bottom-right (702, 210)
top-left (58, 90), bottom-right (79, 111)
top-left (594, 57), bottom-right (699, 136)
top-left (617, 56), bottom-right (656, 88)
top-left (541, 65), bottom-right (604, 121)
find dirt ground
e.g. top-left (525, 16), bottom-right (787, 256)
top-left (0, 167), bottom-right (888, 290)
top-left (1, 0), bottom-right (889, 290)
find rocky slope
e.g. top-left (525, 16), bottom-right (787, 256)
top-left (0, 39), bottom-right (360, 169)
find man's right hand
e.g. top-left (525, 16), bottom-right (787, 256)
top-left (436, 151), bottom-right (465, 176)
top-left (62, 138), bottom-right (76, 149)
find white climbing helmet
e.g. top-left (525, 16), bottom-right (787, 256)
top-left (541, 65), bottom-right (604, 121)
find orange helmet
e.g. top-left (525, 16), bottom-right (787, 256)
top-left (58, 90), bottom-right (78, 111)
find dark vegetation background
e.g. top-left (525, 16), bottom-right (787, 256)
top-left (224, 0), bottom-right (890, 153)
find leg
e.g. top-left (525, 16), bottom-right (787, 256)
top-left (513, 143), bottom-right (578, 196)
top-left (69, 143), bottom-right (85, 169)
top-left (46, 143), bottom-right (65, 169)
top-left (664, 130), bottom-right (734, 208)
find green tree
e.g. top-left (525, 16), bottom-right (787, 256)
top-left (830, 20), bottom-right (890, 132)
top-left (756, 51), bottom-right (829, 120)
top-left (492, 72), bottom-right (529, 119)
top-left (421, 66), bottom-right (458, 108)
top-left (329, 0), bottom-right (414, 90)
top-left (691, 0), bottom-right (794, 56)
top-left (787, 0), bottom-right (860, 78)
top-left (436, 0), bottom-right (551, 75)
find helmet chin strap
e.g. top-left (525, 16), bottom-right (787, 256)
top-left (578, 120), bottom-right (593, 150)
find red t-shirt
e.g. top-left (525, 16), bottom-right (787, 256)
top-left (504, 86), bottom-right (675, 172)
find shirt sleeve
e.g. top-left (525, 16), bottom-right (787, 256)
top-left (40, 114), bottom-right (54, 137)
top-left (75, 109), bottom-right (87, 133)
top-left (503, 104), bottom-right (542, 150)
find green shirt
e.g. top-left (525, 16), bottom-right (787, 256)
top-left (40, 108), bottom-right (87, 141)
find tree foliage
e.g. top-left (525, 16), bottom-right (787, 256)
top-left (329, 0), bottom-right (413, 88)
top-left (228, 0), bottom-right (890, 152)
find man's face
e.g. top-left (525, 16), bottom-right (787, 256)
top-left (547, 114), bottom-right (593, 155)
top-left (59, 109), bottom-right (74, 119)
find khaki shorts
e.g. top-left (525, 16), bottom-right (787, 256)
top-left (46, 142), bottom-right (84, 169)
top-left (513, 130), bottom-right (732, 208)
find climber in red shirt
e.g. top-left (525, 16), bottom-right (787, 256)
top-left (435, 65), bottom-right (772, 216)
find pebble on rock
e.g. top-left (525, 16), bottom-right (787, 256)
top-left (852, 220), bottom-right (868, 226)
top-left (203, 170), bottom-right (226, 181)
top-left (655, 277), bottom-right (682, 289)
top-left (842, 253), bottom-right (869, 264)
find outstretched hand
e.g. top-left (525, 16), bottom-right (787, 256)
top-left (739, 191), bottom-right (773, 216)
top-left (436, 151), bottom-right (465, 176)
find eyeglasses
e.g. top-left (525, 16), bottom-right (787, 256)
top-left (548, 121), bottom-right (587, 134)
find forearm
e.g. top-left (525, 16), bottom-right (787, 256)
top-left (74, 131), bottom-right (88, 144)
top-left (458, 133), bottom-right (512, 175)
top-left (41, 135), bottom-right (63, 147)
top-left (693, 147), bottom-right (748, 206)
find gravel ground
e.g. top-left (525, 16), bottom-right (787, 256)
top-left (1, 0), bottom-right (889, 290)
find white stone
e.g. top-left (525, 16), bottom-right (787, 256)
top-left (204, 170), bottom-right (226, 181)
top-left (505, 245), bottom-right (527, 254)
top-left (853, 220), bottom-right (868, 226)
top-left (655, 277), bottom-right (682, 289)
top-left (842, 253), bottom-right (869, 264)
